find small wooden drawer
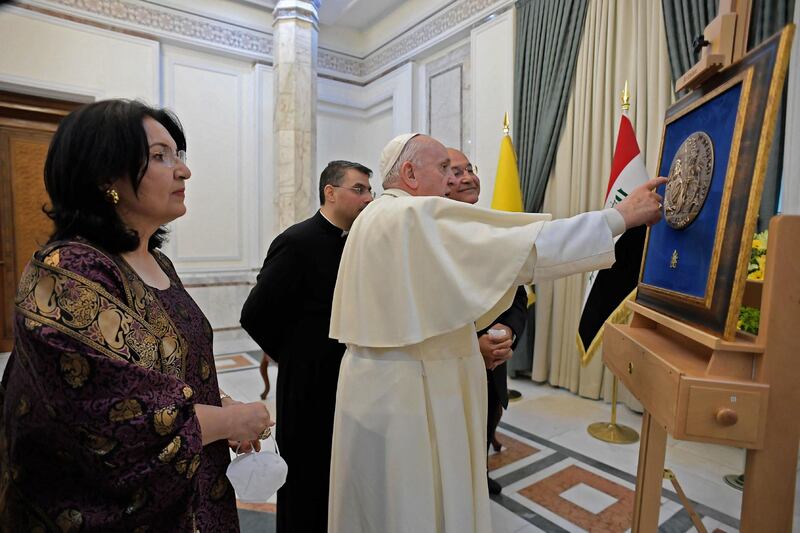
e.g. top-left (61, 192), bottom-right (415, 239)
top-left (675, 378), bottom-right (769, 448)
top-left (604, 324), bottom-right (682, 432)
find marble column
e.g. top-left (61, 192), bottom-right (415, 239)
top-left (273, 0), bottom-right (319, 230)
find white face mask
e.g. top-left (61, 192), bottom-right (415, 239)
top-left (226, 439), bottom-right (288, 503)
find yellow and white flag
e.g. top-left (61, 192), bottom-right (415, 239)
top-left (491, 124), bottom-right (534, 306)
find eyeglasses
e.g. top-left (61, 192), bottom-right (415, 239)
top-left (331, 185), bottom-right (375, 198)
top-left (150, 146), bottom-right (188, 168)
top-left (452, 165), bottom-right (478, 178)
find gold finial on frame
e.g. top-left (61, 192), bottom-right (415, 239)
top-left (621, 80), bottom-right (631, 111)
top-left (503, 112), bottom-right (510, 135)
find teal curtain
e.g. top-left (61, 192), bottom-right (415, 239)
top-left (514, 0), bottom-right (588, 214)
top-left (661, 0), bottom-right (717, 88)
top-left (510, 0), bottom-right (588, 376)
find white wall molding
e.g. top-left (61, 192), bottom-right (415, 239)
top-left (15, 0), bottom-right (272, 61)
top-left (160, 46), bottom-right (256, 271)
top-left (0, 73), bottom-right (103, 103)
top-left (11, 0), bottom-right (512, 85)
top-left (1, 6), bottom-right (160, 101)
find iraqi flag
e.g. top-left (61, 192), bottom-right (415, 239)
top-left (576, 113), bottom-right (649, 366)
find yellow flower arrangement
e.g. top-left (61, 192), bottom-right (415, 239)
top-left (739, 230), bottom-right (768, 334)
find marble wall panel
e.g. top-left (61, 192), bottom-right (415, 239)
top-left (429, 66), bottom-right (463, 150)
top-left (425, 43), bottom-right (471, 154)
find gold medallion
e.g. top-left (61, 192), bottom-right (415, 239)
top-left (664, 132), bottom-right (714, 230)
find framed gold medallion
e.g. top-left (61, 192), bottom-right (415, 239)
top-left (636, 25), bottom-right (795, 339)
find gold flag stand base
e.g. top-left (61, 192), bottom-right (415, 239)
top-left (723, 474), bottom-right (745, 491)
top-left (587, 376), bottom-right (639, 444)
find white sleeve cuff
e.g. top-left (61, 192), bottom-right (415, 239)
top-left (602, 208), bottom-right (626, 238)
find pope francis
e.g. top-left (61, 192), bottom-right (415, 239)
top-left (327, 133), bottom-right (665, 532)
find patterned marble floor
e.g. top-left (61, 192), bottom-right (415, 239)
top-left (1, 350), bottom-right (797, 532)
top-left (213, 350), bottom-right (800, 533)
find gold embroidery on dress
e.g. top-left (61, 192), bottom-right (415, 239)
top-left (15, 243), bottom-right (188, 378)
top-left (15, 396), bottom-right (30, 417)
top-left (153, 405), bottom-right (179, 436)
top-left (55, 509), bottom-right (83, 532)
top-left (79, 431), bottom-right (117, 456)
top-left (158, 436), bottom-right (181, 463)
top-left (200, 359), bottom-right (210, 381)
top-left (125, 488), bottom-right (147, 515)
top-left (210, 475), bottom-right (228, 500)
top-left (109, 399), bottom-right (143, 422)
top-left (59, 286), bottom-right (99, 328)
top-left (60, 352), bottom-right (90, 388)
top-left (186, 454), bottom-right (201, 479)
top-left (43, 249), bottom-right (60, 267)
top-left (174, 458), bottom-right (188, 474)
top-left (182, 386), bottom-right (193, 400)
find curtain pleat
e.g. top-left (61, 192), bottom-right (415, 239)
top-left (509, 0), bottom-right (589, 375)
top-left (529, 0), bottom-right (673, 406)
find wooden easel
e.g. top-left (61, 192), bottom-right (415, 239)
top-left (604, 215), bottom-right (800, 531)
top-left (676, 0), bottom-right (752, 92)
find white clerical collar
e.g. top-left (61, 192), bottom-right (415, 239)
top-left (381, 188), bottom-right (411, 198)
top-left (319, 209), bottom-right (348, 237)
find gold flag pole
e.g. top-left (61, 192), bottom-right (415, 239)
top-left (502, 111), bottom-right (523, 403)
top-left (586, 81), bottom-right (639, 444)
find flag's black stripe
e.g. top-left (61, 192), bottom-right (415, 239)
top-left (578, 224), bottom-right (647, 351)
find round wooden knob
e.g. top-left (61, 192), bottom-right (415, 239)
top-left (715, 408), bottom-right (738, 426)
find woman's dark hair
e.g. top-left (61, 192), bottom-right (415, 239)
top-left (44, 99), bottom-right (187, 253)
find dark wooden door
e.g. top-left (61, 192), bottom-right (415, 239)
top-left (0, 91), bottom-right (82, 351)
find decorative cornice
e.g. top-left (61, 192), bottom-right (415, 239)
top-left (12, 0), bottom-right (512, 83)
top-left (15, 0), bottom-right (273, 59)
top-left (273, 0), bottom-right (319, 29)
top-left (317, 0), bottom-right (512, 83)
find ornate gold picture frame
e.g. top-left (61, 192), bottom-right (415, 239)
top-left (636, 26), bottom-right (795, 339)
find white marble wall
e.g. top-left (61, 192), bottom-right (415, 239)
top-left (0, 7), bottom-right (158, 101)
top-left (318, 63), bottom-right (415, 194)
top-left (471, 8), bottom-right (516, 208)
top-left (424, 43), bottom-right (472, 153)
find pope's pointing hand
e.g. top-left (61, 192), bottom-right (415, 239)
top-left (614, 176), bottom-right (668, 229)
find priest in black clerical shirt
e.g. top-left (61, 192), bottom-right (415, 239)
top-left (240, 160), bottom-right (374, 533)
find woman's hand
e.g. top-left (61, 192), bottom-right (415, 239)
top-left (226, 402), bottom-right (272, 443)
top-left (196, 400), bottom-right (273, 447)
top-left (222, 397), bottom-right (266, 452)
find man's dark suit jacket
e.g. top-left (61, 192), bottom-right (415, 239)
top-left (240, 210), bottom-right (346, 533)
top-left (478, 286), bottom-right (528, 409)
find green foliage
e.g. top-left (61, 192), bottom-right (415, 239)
top-left (737, 306), bottom-right (761, 335)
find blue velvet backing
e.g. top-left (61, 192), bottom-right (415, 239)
top-left (641, 83), bottom-right (743, 299)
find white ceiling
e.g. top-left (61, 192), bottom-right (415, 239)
top-left (318, 0), bottom-right (408, 29)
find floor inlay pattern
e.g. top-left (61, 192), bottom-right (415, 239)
top-left (488, 423), bottom-right (740, 532)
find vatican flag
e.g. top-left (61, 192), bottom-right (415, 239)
top-left (491, 133), bottom-right (524, 212)
top-left (491, 115), bottom-right (534, 306)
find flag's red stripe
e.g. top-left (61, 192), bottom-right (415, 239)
top-left (605, 115), bottom-right (641, 201)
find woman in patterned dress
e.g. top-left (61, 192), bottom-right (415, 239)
top-left (0, 99), bottom-right (271, 532)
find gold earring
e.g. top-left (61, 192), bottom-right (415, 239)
top-left (105, 188), bottom-right (119, 205)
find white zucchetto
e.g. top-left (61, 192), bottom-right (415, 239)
top-left (379, 133), bottom-right (421, 179)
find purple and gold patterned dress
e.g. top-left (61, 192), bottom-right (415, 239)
top-left (0, 240), bottom-right (239, 532)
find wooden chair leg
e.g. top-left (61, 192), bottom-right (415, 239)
top-left (259, 354), bottom-right (270, 400)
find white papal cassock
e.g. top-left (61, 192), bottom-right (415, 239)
top-left (328, 189), bottom-right (624, 533)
